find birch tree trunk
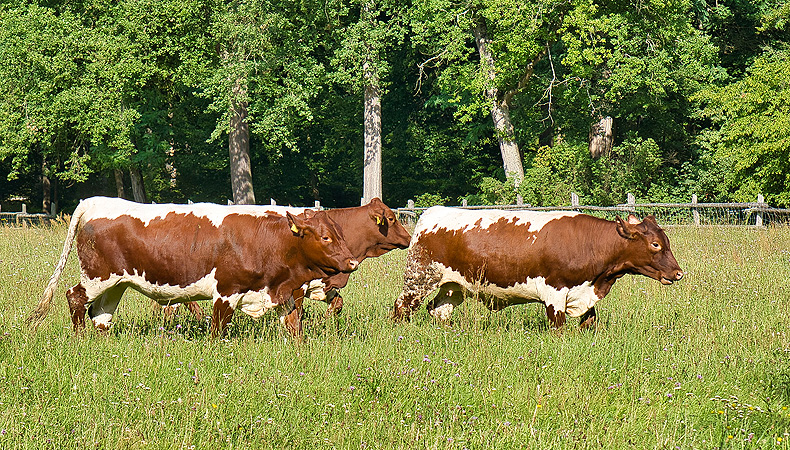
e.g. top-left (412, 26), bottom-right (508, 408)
top-left (229, 80), bottom-right (256, 205)
top-left (589, 116), bottom-right (614, 158)
top-left (473, 21), bottom-right (524, 185)
top-left (362, 67), bottom-right (382, 204)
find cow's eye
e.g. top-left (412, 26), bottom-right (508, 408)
top-left (322, 236), bottom-right (332, 243)
top-left (651, 242), bottom-right (661, 250)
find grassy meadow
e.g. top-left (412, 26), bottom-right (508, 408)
top-left (1, 222), bottom-right (789, 449)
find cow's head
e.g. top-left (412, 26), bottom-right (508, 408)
top-left (363, 197), bottom-right (412, 257)
top-left (615, 214), bottom-right (684, 285)
top-left (287, 211), bottom-right (358, 274)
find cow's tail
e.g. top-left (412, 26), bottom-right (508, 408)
top-left (27, 200), bottom-right (88, 330)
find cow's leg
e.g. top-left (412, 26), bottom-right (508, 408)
top-left (210, 298), bottom-right (235, 337)
top-left (185, 301), bottom-right (204, 321)
top-left (393, 254), bottom-right (442, 322)
top-left (66, 283), bottom-right (89, 333)
top-left (87, 285), bottom-right (127, 332)
top-left (282, 294), bottom-right (304, 339)
top-left (324, 289), bottom-right (343, 316)
top-left (426, 282), bottom-right (464, 322)
top-left (579, 307), bottom-right (597, 330)
top-left (160, 302), bottom-right (177, 320)
top-left (545, 304), bottom-right (566, 329)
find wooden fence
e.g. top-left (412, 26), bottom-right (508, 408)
top-left (0, 203), bottom-right (54, 226)
top-left (4, 194), bottom-right (790, 228)
top-left (394, 193), bottom-right (790, 227)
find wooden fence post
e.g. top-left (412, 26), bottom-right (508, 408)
top-left (462, 198), bottom-right (468, 207)
top-left (407, 200), bottom-right (415, 209)
top-left (692, 194), bottom-right (699, 226)
top-left (516, 194), bottom-right (524, 206)
top-left (315, 200), bottom-right (321, 210)
top-left (571, 192), bottom-right (579, 207)
top-left (626, 193), bottom-right (636, 213)
top-left (756, 194), bottom-right (764, 227)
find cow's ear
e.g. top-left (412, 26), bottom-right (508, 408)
top-left (286, 212), bottom-right (305, 237)
top-left (303, 209), bottom-right (315, 219)
top-left (642, 215), bottom-right (658, 226)
top-left (627, 214), bottom-right (641, 225)
top-left (370, 211), bottom-right (384, 226)
top-left (616, 216), bottom-right (637, 239)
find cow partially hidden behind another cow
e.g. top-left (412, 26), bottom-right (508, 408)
top-left (27, 197), bottom-right (359, 337)
top-left (393, 207), bottom-right (684, 328)
top-left (168, 198), bottom-right (412, 335)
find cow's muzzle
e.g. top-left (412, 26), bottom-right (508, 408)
top-left (661, 270), bottom-right (684, 285)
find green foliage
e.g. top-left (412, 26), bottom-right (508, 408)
top-left (465, 176), bottom-right (518, 206)
top-left (696, 47), bottom-right (790, 206)
top-left (412, 192), bottom-right (450, 207)
top-left (1, 0), bottom-right (789, 209)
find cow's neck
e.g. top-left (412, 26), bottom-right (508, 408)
top-left (590, 221), bottom-right (639, 298)
top-left (327, 207), bottom-right (372, 260)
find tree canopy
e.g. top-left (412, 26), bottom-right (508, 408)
top-left (1, 0), bottom-right (788, 211)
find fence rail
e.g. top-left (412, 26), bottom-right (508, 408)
top-left (394, 194), bottom-right (790, 227)
top-left (4, 194), bottom-right (790, 228)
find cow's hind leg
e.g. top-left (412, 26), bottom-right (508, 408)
top-left (66, 283), bottom-right (89, 333)
top-left (87, 285), bottom-right (127, 332)
top-left (426, 282), bottom-right (464, 322)
top-left (393, 253), bottom-right (442, 322)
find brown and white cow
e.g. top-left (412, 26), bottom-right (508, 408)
top-left (177, 198), bottom-right (412, 334)
top-left (27, 196), bottom-right (358, 336)
top-left (392, 206), bottom-right (683, 328)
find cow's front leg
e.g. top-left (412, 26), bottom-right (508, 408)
top-left (545, 304), bottom-right (566, 329)
top-left (282, 292), bottom-right (304, 339)
top-left (579, 307), bottom-right (597, 330)
top-left (210, 298), bottom-right (235, 337)
top-left (186, 301), bottom-right (204, 322)
top-left (325, 289), bottom-right (343, 316)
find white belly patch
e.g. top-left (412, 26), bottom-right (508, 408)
top-left (433, 263), bottom-right (599, 317)
top-left (82, 268), bottom-right (280, 318)
top-left (82, 268), bottom-right (219, 303)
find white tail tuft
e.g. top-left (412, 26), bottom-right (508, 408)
top-left (27, 200), bottom-right (88, 330)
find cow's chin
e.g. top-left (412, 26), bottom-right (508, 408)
top-left (660, 277), bottom-right (675, 285)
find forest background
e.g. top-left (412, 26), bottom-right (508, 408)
top-left (1, 0), bottom-right (789, 213)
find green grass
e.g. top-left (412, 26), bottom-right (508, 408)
top-left (1, 223), bottom-right (789, 449)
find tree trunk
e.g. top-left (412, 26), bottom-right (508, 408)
top-left (129, 166), bottom-right (147, 203)
top-left (362, 73), bottom-right (382, 204)
top-left (166, 109), bottom-right (177, 188)
top-left (42, 158), bottom-right (51, 214)
top-left (114, 169), bottom-right (126, 199)
top-left (473, 21), bottom-right (524, 185)
top-left (589, 116), bottom-right (614, 158)
top-left (229, 80), bottom-right (255, 205)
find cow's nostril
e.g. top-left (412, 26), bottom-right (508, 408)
top-left (676, 271), bottom-right (684, 280)
top-left (349, 260), bottom-right (359, 270)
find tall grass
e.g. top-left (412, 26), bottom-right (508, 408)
top-left (0, 223), bottom-right (788, 449)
